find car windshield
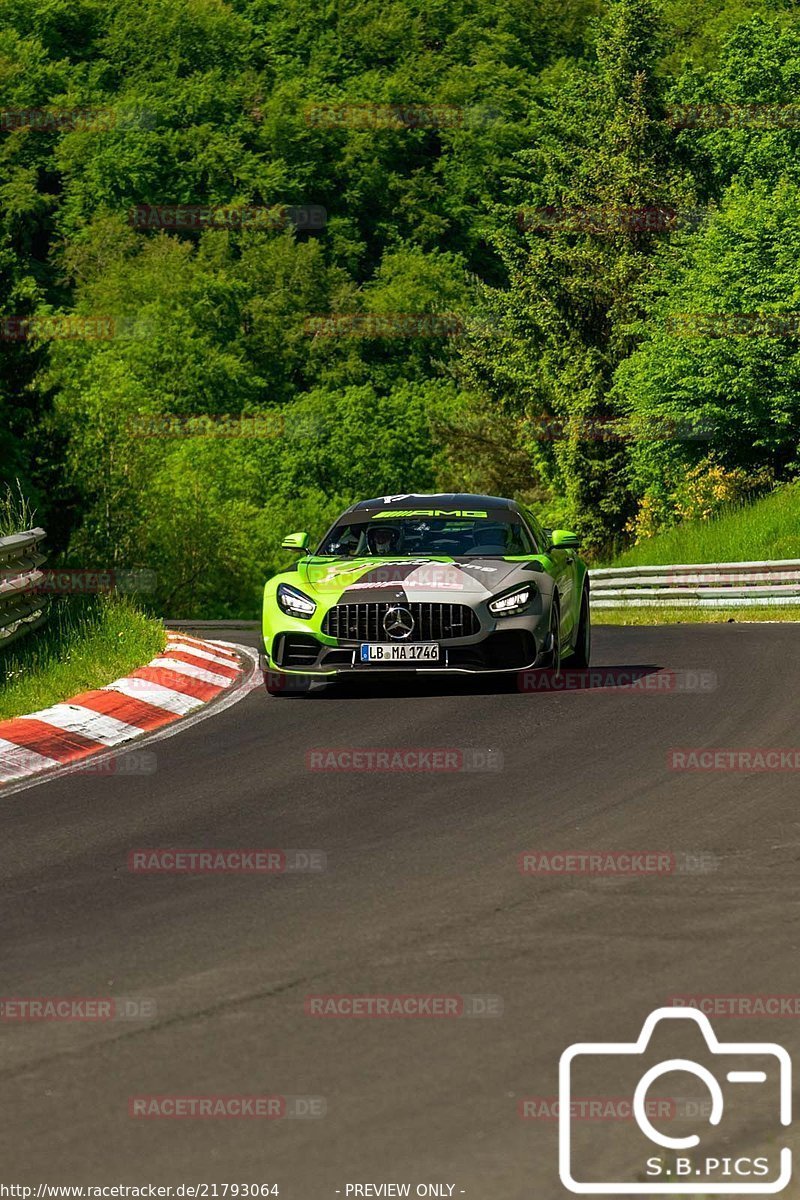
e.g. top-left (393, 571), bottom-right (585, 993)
top-left (316, 514), bottom-right (534, 557)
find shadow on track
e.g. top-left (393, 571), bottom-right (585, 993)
top-left (266, 663), bottom-right (667, 700)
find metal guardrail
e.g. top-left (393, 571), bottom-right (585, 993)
top-left (0, 527), bottom-right (50, 647)
top-left (589, 559), bottom-right (800, 608)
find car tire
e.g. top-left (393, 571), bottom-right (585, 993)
top-left (563, 586), bottom-right (591, 669)
top-left (548, 598), bottom-right (561, 675)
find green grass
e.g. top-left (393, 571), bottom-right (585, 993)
top-left (607, 483), bottom-right (800, 568)
top-left (0, 479), bottom-right (35, 537)
top-left (0, 596), bottom-right (165, 721)
top-left (596, 605), bottom-right (800, 625)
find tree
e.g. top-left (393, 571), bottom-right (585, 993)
top-left (614, 178), bottom-right (800, 531)
top-left (458, 0), bottom-right (694, 552)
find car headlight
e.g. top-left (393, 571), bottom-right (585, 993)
top-left (488, 586), bottom-right (532, 616)
top-left (277, 583), bottom-right (317, 618)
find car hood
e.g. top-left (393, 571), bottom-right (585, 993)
top-left (294, 556), bottom-right (544, 603)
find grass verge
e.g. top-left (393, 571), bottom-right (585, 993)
top-left (0, 479), bottom-right (35, 537)
top-left (0, 596), bottom-right (165, 721)
top-left (607, 483), bottom-right (800, 568)
top-left (595, 605), bottom-right (800, 625)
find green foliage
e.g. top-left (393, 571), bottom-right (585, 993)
top-left (606, 480), bottom-right (800, 565)
top-left (614, 179), bottom-right (800, 528)
top-left (0, 594), bottom-right (165, 719)
top-left (597, 603), bottom-right (800, 623)
top-left (2, 0), bottom-right (800, 610)
top-left (0, 477), bottom-right (34, 534)
top-left (659, 0), bottom-right (795, 73)
top-left (136, 380), bottom-right (449, 616)
top-left (667, 15), bottom-right (800, 196)
top-left (459, 0), bottom-right (695, 552)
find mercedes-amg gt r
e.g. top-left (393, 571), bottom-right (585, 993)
top-left (260, 494), bottom-right (590, 693)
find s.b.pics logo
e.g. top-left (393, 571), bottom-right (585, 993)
top-left (559, 1007), bottom-right (791, 1193)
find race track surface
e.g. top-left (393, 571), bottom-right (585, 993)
top-left (1, 623), bottom-right (799, 1197)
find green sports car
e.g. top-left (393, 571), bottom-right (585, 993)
top-left (260, 493), bottom-right (590, 694)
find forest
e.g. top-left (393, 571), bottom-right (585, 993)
top-left (1, 0), bottom-right (799, 615)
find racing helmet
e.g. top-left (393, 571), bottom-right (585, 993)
top-left (366, 524), bottom-right (400, 555)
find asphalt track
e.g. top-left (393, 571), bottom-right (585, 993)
top-left (2, 622), bottom-right (800, 1197)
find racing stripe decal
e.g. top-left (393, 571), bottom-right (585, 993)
top-left (333, 559), bottom-right (504, 603)
top-left (331, 560), bottom-right (425, 603)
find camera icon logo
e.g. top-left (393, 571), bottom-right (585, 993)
top-left (559, 1006), bottom-right (792, 1193)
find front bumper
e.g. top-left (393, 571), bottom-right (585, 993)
top-left (262, 624), bottom-right (556, 677)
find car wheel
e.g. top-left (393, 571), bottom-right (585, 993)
top-left (563, 587), bottom-right (591, 669)
top-left (549, 599), bottom-right (561, 675)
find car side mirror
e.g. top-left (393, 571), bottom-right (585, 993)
top-left (281, 531), bottom-right (310, 552)
top-left (549, 529), bottom-right (580, 551)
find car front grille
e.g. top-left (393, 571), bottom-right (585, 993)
top-left (322, 602), bottom-right (479, 642)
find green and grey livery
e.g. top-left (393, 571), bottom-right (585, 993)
top-left (261, 493), bottom-right (590, 693)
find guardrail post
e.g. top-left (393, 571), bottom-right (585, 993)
top-left (0, 528), bottom-right (50, 648)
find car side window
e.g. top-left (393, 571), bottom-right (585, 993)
top-left (506, 522), bottom-right (534, 555)
top-left (518, 510), bottom-right (543, 554)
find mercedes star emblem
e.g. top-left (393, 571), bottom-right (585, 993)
top-left (383, 605), bottom-right (415, 641)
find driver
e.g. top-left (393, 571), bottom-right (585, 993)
top-left (366, 524), bottom-right (401, 555)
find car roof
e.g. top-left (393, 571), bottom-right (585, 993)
top-left (346, 493), bottom-right (520, 515)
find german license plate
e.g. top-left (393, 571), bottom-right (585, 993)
top-left (359, 643), bottom-right (440, 663)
